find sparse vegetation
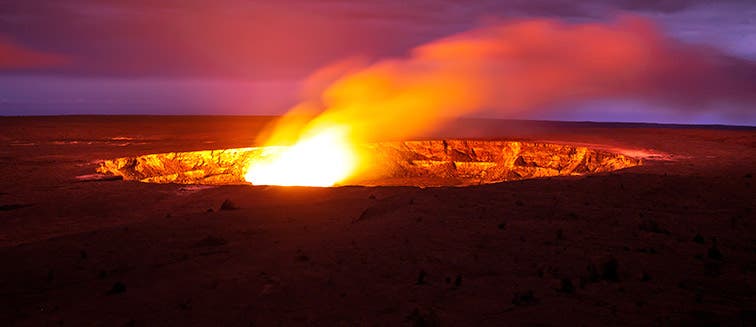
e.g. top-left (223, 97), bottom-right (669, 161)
top-left (693, 233), bottom-right (705, 244)
top-left (512, 290), bottom-right (539, 306)
top-left (407, 308), bottom-right (440, 327)
top-left (639, 219), bottom-right (670, 235)
top-left (416, 270), bottom-right (427, 285)
top-left (220, 199), bottom-right (239, 210)
top-left (106, 282), bottom-right (126, 295)
top-left (558, 278), bottom-right (575, 294)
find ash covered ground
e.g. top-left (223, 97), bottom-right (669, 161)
top-left (0, 116), bottom-right (754, 326)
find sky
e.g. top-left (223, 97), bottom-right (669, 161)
top-left (0, 0), bottom-right (754, 125)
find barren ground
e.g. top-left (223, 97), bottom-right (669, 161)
top-left (0, 116), bottom-right (754, 326)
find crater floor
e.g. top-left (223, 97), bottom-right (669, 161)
top-left (97, 140), bottom-right (641, 186)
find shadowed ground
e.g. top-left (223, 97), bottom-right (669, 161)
top-left (0, 116), bottom-right (754, 326)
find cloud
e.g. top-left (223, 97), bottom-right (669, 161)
top-left (0, 35), bottom-right (68, 70)
top-left (1, 0), bottom-right (754, 78)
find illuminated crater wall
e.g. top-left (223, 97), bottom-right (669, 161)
top-left (97, 140), bottom-right (641, 187)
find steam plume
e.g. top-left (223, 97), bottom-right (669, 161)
top-left (262, 16), bottom-right (756, 144)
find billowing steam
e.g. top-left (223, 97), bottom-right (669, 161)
top-left (260, 16), bottom-right (755, 144)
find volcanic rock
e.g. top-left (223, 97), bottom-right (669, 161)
top-left (97, 140), bottom-right (641, 186)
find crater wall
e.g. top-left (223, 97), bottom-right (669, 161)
top-left (97, 140), bottom-right (641, 186)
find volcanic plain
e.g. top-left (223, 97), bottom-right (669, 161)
top-left (0, 116), bottom-right (754, 326)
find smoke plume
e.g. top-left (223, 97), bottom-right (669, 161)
top-left (262, 16), bottom-right (756, 144)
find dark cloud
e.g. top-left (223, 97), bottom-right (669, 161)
top-left (0, 34), bottom-right (67, 69)
top-left (0, 0), bottom-right (754, 124)
top-left (613, 0), bottom-right (753, 13)
top-left (0, 1), bottom-right (443, 78)
top-left (0, 0), bottom-right (753, 78)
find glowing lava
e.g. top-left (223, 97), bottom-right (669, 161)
top-left (243, 127), bottom-right (357, 187)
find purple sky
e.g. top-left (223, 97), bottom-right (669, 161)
top-left (0, 0), bottom-right (754, 125)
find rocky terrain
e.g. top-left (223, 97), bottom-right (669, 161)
top-left (98, 140), bottom-right (640, 186)
top-left (0, 116), bottom-right (754, 326)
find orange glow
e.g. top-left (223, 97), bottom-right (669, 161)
top-left (243, 126), bottom-right (357, 187)
top-left (244, 16), bottom-right (728, 187)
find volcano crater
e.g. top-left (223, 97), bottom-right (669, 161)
top-left (97, 140), bottom-right (641, 187)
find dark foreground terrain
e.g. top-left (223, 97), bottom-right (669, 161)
top-left (0, 116), bottom-right (754, 326)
